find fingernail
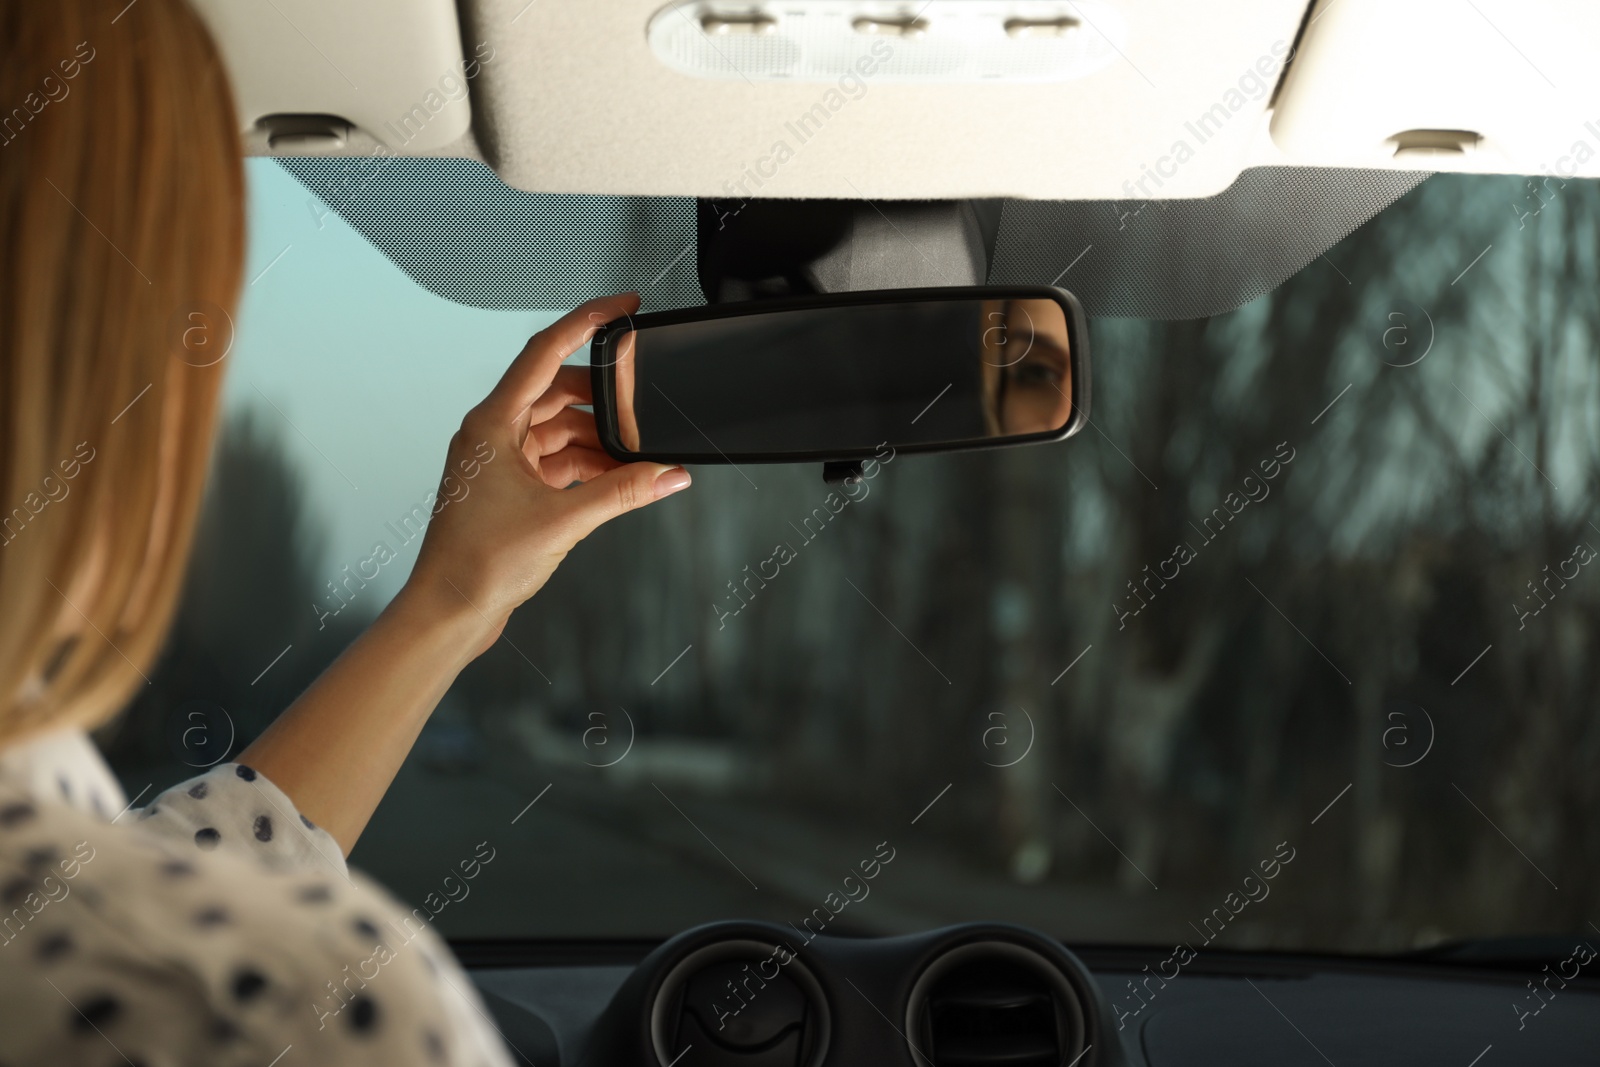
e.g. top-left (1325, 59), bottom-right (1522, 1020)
top-left (654, 467), bottom-right (692, 499)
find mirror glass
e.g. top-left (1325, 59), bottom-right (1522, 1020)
top-left (601, 293), bottom-right (1079, 459)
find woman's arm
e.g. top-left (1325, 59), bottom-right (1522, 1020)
top-left (239, 294), bottom-right (691, 854)
top-left (231, 581), bottom-right (485, 855)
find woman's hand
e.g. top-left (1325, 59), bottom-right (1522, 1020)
top-left (402, 292), bottom-right (691, 653)
top-left (239, 295), bottom-right (689, 853)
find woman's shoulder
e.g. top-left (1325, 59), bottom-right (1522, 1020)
top-left (0, 781), bottom-right (512, 1067)
top-left (132, 761), bottom-right (350, 875)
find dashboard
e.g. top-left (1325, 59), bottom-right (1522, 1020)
top-left (461, 922), bottom-right (1600, 1067)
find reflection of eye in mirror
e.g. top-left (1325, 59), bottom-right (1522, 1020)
top-left (592, 287), bottom-right (1088, 466)
top-left (978, 298), bottom-right (1074, 437)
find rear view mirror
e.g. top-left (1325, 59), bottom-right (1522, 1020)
top-left (590, 286), bottom-right (1089, 471)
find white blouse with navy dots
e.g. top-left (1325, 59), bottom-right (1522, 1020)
top-left (0, 728), bottom-right (516, 1067)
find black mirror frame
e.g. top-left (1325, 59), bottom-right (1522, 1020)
top-left (589, 285), bottom-right (1091, 465)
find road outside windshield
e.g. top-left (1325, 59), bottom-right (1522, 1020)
top-left (102, 161), bottom-right (1600, 956)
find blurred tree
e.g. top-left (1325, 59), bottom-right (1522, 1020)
top-left (100, 411), bottom-right (366, 778)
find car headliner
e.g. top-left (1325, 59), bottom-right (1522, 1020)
top-left (190, 0), bottom-right (1600, 199)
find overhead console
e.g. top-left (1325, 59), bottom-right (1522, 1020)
top-left (459, 0), bottom-right (1309, 199)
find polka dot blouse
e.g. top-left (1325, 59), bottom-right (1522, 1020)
top-left (0, 728), bottom-right (515, 1067)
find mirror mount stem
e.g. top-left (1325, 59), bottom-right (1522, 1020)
top-left (821, 460), bottom-right (867, 486)
top-left (697, 198), bottom-right (1002, 303)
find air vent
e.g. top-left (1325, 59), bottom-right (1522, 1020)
top-left (650, 939), bottom-right (831, 1067)
top-left (907, 942), bottom-right (1087, 1067)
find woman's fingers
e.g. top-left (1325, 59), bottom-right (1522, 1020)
top-left (525, 366), bottom-right (593, 426)
top-left (540, 445), bottom-right (623, 488)
top-left (403, 297), bottom-right (691, 650)
top-left (480, 294), bottom-right (638, 424)
top-left (561, 462), bottom-right (691, 538)
top-left (526, 407), bottom-right (603, 459)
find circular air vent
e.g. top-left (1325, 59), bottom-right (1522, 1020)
top-left (905, 941), bottom-right (1088, 1067)
top-left (650, 939), bottom-right (831, 1067)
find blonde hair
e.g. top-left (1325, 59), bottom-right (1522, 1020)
top-left (0, 0), bottom-right (244, 745)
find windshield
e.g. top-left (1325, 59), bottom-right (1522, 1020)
top-left (101, 161), bottom-right (1600, 955)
